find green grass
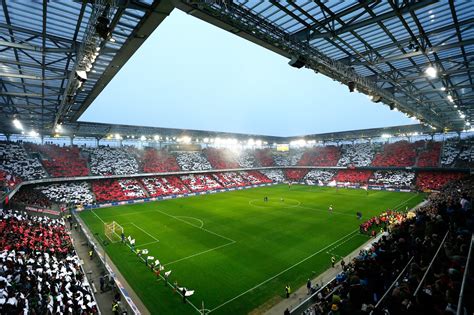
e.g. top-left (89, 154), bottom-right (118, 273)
top-left (79, 185), bottom-right (424, 314)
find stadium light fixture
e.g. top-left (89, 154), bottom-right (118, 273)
top-left (425, 66), bottom-right (437, 78)
top-left (13, 119), bottom-right (23, 130)
top-left (76, 70), bottom-right (88, 81)
top-left (447, 95), bottom-right (454, 103)
top-left (55, 124), bottom-right (62, 133)
top-left (29, 130), bottom-right (39, 137)
top-left (460, 114), bottom-right (466, 119)
top-left (440, 87), bottom-right (446, 91)
top-left (154, 135), bottom-right (160, 141)
top-left (140, 135), bottom-right (146, 141)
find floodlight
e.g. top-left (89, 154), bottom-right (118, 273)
top-left (29, 130), bottom-right (39, 137)
top-left (447, 95), bottom-right (454, 103)
top-left (140, 135), bottom-right (146, 141)
top-left (76, 70), bottom-right (88, 81)
top-left (154, 135), bottom-right (160, 141)
top-left (13, 119), bottom-right (23, 130)
top-left (425, 66), bottom-right (437, 78)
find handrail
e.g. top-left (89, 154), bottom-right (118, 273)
top-left (289, 277), bottom-right (336, 314)
top-left (456, 233), bottom-right (474, 315)
top-left (373, 256), bottom-right (414, 309)
top-left (413, 230), bottom-right (450, 296)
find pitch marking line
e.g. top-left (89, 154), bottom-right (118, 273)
top-left (136, 240), bottom-right (160, 248)
top-left (174, 216), bottom-right (204, 228)
top-left (164, 241), bottom-right (236, 266)
top-left (391, 194), bottom-right (419, 211)
top-left (90, 209), bottom-right (105, 223)
top-left (208, 229), bottom-right (359, 313)
top-left (130, 222), bottom-right (160, 243)
top-left (153, 208), bottom-right (236, 244)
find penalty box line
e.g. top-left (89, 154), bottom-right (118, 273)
top-left (208, 229), bottom-right (360, 313)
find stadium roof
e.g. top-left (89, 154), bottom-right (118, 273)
top-left (0, 0), bottom-right (473, 137)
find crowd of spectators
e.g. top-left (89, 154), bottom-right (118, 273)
top-left (416, 171), bottom-right (466, 191)
top-left (334, 170), bottom-right (373, 184)
top-left (136, 147), bottom-right (180, 173)
top-left (302, 176), bottom-right (473, 315)
top-left (272, 151), bottom-right (303, 167)
top-left (37, 182), bottom-right (95, 206)
top-left (204, 148), bottom-right (239, 169)
top-left (84, 146), bottom-right (139, 176)
top-left (25, 144), bottom-right (89, 177)
top-left (0, 210), bottom-right (98, 314)
top-left (261, 169), bottom-right (286, 183)
top-left (303, 170), bottom-right (336, 185)
top-left (441, 139), bottom-right (461, 166)
top-left (369, 171), bottom-right (415, 189)
top-left (91, 179), bottom-right (143, 202)
top-left (10, 186), bottom-right (51, 208)
top-left (180, 174), bottom-right (223, 192)
top-left (372, 141), bottom-right (418, 167)
top-left (175, 152), bottom-right (212, 171)
top-left (141, 176), bottom-right (189, 197)
top-left (236, 151), bottom-right (258, 168)
top-left (416, 141), bottom-right (441, 167)
top-left (254, 149), bottom-right (274, 167)
top-left (0, 142), bottom-right (47, 181)
top-left (337, 143), bottom-right (375, 167)
top-left (298, 146), bottom-right (340, 167)
top-left (285, 169), bottom-right (309, 182)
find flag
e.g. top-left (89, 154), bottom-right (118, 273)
top-left (164, 270), bottom-right (171, 277)
top-left (154, 259), bottom-right (160, 266)
top-left (147, 256), bottom-right (154, 261)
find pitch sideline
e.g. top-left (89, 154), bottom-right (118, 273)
top-left (208, 228), bottom-right (360, 313)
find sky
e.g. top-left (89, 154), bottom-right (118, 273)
top-left (80, 9), bottom-right (416, 137)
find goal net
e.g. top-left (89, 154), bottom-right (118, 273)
top-left (104, 221), bottom-right (123, 243)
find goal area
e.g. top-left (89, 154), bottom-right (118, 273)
top-left (104, 221), bottom-right (123, 243)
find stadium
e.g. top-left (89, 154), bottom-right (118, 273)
top-left (0, 1), bottom-right (473, 315)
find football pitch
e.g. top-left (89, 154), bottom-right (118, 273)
top-left (79, 185), bottom-right (424, 314)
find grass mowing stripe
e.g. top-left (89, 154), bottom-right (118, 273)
top-left (153, 208), bottom-right (236, 243)
top-left (91, 209), bottom-right (105, 223)
top-left (79, 185), bottom-right (425, 314)
top-left (130, 222), bottom-right (160, 243)
top-left (164, 241), bottom-right (236, 266)
top-left (208, 229), bottom-right (359, 313)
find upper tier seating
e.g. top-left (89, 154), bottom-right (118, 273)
top-left (25, 143), bottom-right (89, 177)
top-left (457, 138), bottom-right (474, 167)
top-left (369, 170), bottom-right (415, 188)
top-left (175, 152), bottom-right (212, 171)
top-left (204, 148), bottom-right (239, 169)
top-left (84, 147), bottom-right (139, 175)
top-left (416, 141), bottom-right (441, 167)
top-left (0, 211), bottom-right (98, 314)
top-left (254, 149), bottom-right (274, 167)
top-left (416, 171), bottom-right (466, 190)
top-left (261, 169), bottom-right (286, 182)
top-left (141, 176), bottom-right (189, 197)
top-left (298, 146), bottom-right (340, 166)
top-left (137, 147), bottom-right (180, 173)
top-left (0, 142), bottom-right (47, 180)
top-left (272, 151), bottom-right (303, 166)
top-left (235, 151), bottom-right (258, 168)
top-left (37, 182), bottom-right (94, 205)
top-left (334, 169), bottom-right (372, 184)
top-left (371, 141), bottom-right (418, 167)
top-left (441, 139), bottom-right (461, 166)
top-left (180, 174), bottom-right (223, 192)
top-left (303, 169), bottom-right (336, 185)
top-left (285, 169), bottom-right (308, 182)
top-left (337, 143), bottom-right (375, 167)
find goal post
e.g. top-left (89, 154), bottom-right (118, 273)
top-left (104, 221), bottom-right (123, 243)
